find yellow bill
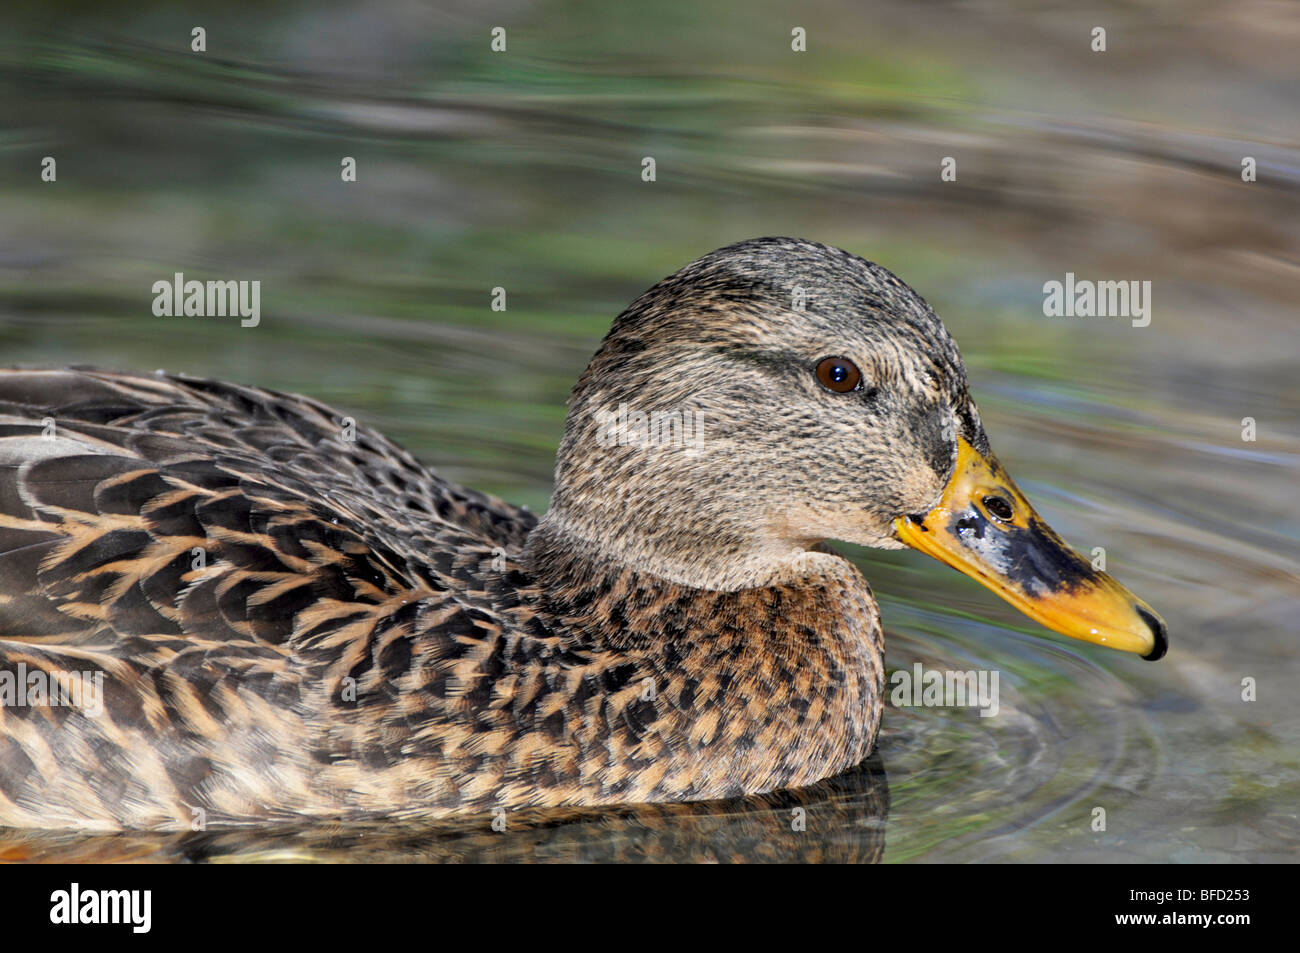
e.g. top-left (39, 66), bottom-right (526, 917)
top-left (894, 438), bottom-right (1167, 659)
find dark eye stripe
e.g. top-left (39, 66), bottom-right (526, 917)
top-left (815, 357), bottom-right (861, 393)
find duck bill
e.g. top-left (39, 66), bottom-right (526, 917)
top-left (893, 437), bottom-right (1167, 660)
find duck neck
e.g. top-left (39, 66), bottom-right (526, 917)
top-left (528, 498), bottom-right (816, 593)
top-left (519, 515), bottom-right (886, 797)
top-left (521, 514), bottom-right (879, 658)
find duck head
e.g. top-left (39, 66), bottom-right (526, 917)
top-left (538, 237), bottom-right (1165, 660)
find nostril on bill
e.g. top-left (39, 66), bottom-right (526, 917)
top-left (982, 495), bottom-right (1014, 521)
top-left (1136, 606), bottom-right (1168, 661)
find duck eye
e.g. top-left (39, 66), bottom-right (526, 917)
top-left (815, 357), bottom-right (861, 393)
top-left (983, 495), bottom-right (1014, 521)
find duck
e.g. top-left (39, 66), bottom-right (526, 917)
top-left (0, 237), bottom-right (1166, 831)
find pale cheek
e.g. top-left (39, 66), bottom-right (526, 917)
top-left (890, 448), bottom-right (948, 517)
top-left (769, 500), bottom-right (891, 547)
top-left (832, 517), bottom-right (908, 550)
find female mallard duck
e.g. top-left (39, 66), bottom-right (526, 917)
top-left (0, 238), bottom-right (1166, 830)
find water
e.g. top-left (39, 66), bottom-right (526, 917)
top-left (0, 1), bottom-right (1297, 862)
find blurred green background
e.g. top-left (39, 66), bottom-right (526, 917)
top-left (0, 0), bottom-right (1297, 861)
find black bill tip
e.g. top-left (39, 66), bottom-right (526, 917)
top-left (1137, 606), bottom-right (1168, 661)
